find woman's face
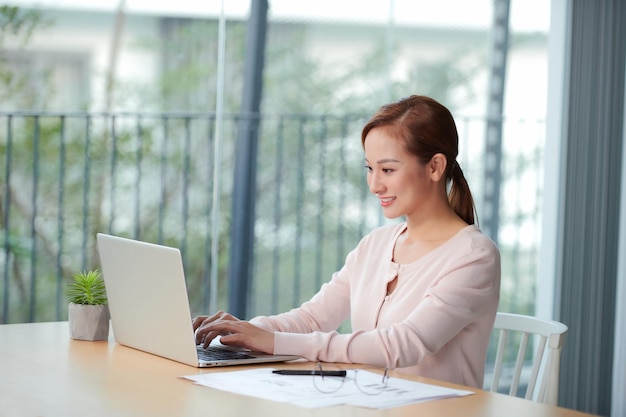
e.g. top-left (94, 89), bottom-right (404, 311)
top-left (364, 127), bottom-right (436, 220)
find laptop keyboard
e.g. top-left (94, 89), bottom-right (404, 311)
top-left (197, 345), bottom-right (255, 361)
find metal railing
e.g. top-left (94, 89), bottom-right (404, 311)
top-left (0, 110), bottom-right (544, 324)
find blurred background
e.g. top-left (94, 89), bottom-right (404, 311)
top-left (0, 0), bottom-right (549, 324)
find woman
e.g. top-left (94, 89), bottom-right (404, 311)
top-left (193, 95), bottom-right (500, 388)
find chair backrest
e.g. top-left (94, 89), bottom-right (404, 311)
top-left (486, 312), bottom-right (568, 405)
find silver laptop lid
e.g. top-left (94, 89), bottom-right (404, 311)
top-left (96, 233), bottom-right (200, 367)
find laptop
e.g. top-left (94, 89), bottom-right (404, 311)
top-left (96, 233), bottom-right (300, 367)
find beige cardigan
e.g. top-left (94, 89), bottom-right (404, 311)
top-left (251, 223), bottom-right (501, 388)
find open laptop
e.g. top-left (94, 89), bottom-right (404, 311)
top-left (96, 233), bottom-right (300, 367)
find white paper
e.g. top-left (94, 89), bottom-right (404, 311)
top-left (182, 368), bottom-right (474, 409)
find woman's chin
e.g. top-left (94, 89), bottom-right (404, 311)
top-left (381, 209), bottom-right (403, 220)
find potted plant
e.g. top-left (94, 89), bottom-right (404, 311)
top-left (67, 269), bottom-right (110, 341)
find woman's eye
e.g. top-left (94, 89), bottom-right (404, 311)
top-left (364, 165), bottom-right (372, 172)
top-left (382, 168), bottom-right (393, 173)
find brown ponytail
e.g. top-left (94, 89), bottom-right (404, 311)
top-left (449, 162), bottom-right (476, 225)
top-left (362, 95), bottom-right (477, 225)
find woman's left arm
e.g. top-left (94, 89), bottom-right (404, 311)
top-left (272, 240), bottom-right (501, 369)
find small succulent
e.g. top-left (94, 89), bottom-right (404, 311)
top-left (66, 269), bottom-right (108, 305)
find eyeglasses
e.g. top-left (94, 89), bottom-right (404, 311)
top-left (312, 362), bottom-right (390, 395)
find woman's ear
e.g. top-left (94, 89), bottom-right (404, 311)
top-left (428, 153), bottom-right (447, 182)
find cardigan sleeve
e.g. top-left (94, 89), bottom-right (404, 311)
top-left (249, 227), bottom-right (388, 334)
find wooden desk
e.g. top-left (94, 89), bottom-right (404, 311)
top-left (0, 322), bottom-right (597, 417)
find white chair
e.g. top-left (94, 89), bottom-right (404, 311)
top-left (486, 312), bottom-right (568, 405)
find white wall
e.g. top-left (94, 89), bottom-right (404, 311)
top-left (611, 66), bottom-right (626, 417)
top-left (6, 9), bottom-right (160, 111)
top-left (537, 0), bottom-right (569, 321)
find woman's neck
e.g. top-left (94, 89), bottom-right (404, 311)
top-left (403, 207), bottom-right (467, 243)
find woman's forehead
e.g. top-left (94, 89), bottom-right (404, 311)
top-left (365, 128), bottom-right (408, 153)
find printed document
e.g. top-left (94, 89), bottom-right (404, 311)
top-left (182, 368), bottom-right (474, 409)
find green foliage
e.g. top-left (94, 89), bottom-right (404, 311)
top-left (1, 6), bottom-right (52, 107)
top-left (66, 270), bottom-right (108, 306)
top-left (0, 6), bottom-right (47, 45)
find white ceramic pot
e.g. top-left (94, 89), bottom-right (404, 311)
top-left (68, 303), bottom-right (110, 341)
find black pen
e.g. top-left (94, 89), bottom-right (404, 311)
top-left (272, 369), bottom-right (347, 377)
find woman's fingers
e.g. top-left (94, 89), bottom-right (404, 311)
top-left (192, 311), bottom-right (274, 351)
top-left (194, 314), bottom-right (242, 347)
top-left (193, 311), bottom-right (239, 331)
top-left (216, 322), bottom-right (275, 354)
top-left (191, 315), bottom-right (208, 330)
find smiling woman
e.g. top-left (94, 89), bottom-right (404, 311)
top-left (362, 95), bottom-right (476, 227)
top-left (193, 95), bottom-right (501, 389)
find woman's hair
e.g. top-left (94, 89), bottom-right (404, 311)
top-left (361, 95), bottom-right (476, 225)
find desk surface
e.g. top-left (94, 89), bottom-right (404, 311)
top-left (0, 322), bottom-right (597, 417)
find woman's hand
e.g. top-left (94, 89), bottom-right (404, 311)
top-left (192, 311), bottom-right (275, 354)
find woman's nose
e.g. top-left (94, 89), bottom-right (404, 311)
top-left (368, 172), bottom-right (384, 194)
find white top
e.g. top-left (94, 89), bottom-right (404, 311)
top-left (251, 223), bottom-right (501, 388)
